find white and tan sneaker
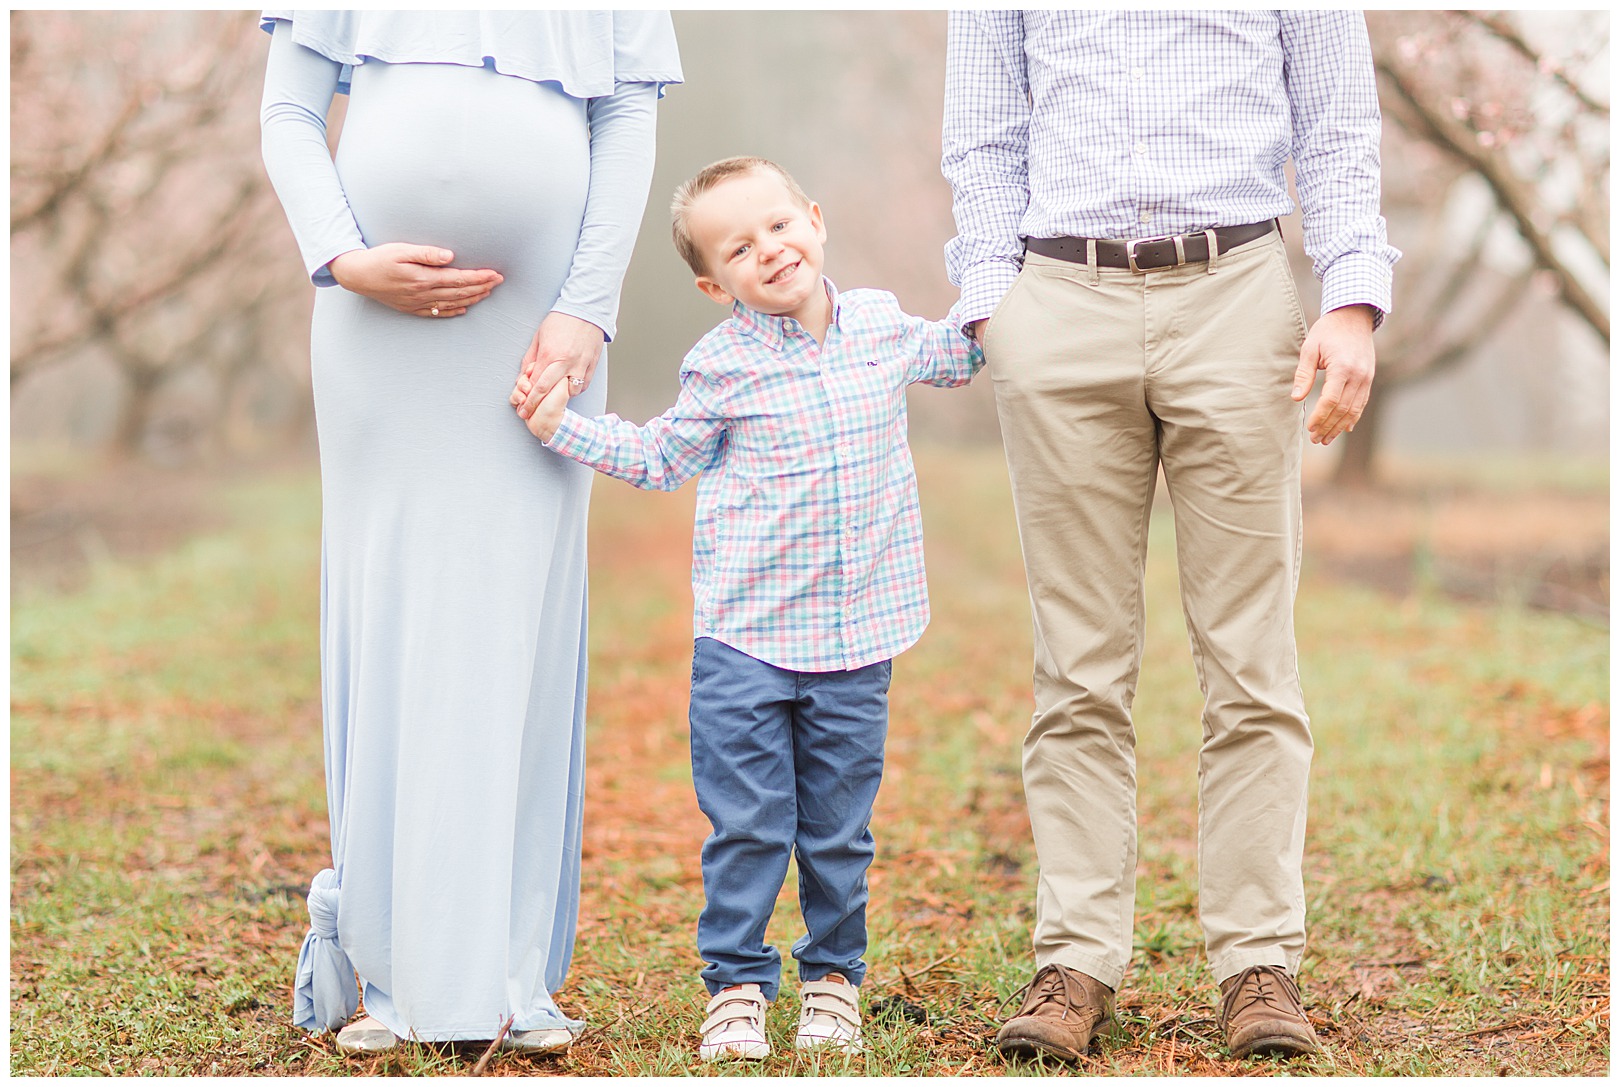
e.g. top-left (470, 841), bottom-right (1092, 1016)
top-left (699, 984), bottom-right (771, 1061)
top-left (795, 973), bottom-right (862, 1052)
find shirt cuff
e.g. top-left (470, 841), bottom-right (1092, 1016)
top-left (1320, 253), bottom-right (1394, 330)
top-left (543, 409), bottom-right (595, 459)
top-left (953, 258), bottom-right (1024, 332)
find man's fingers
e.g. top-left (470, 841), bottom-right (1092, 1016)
top-left (1291, 351), bottom-right (1318, 402)
top-left (1311, 395), bottom-right (1359, 444)
top-left (1327, 371), bottom-right (1372, 437)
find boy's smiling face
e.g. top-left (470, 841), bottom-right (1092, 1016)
top-left (688, 169), bottom-right (828, 327)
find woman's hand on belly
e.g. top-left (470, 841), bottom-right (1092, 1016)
top-left (514, 312), bottom-right (606, 420)
top-left (328, 243), bottom-right (503, 318)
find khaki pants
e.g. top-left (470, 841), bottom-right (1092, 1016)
top-left (982, 231), bottom-right (1313, 989)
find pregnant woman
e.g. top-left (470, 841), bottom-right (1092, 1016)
top-left (259, 10), bottom-right (680, 1053)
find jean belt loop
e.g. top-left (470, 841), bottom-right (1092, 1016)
top-left (1204, 228), bottom-right (1219, 275)
top-left (1172, 234), bottom-right (1187, 266)
top-left (1085, 238), bottom-right (1099, 285)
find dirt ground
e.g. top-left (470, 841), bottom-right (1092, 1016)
top-left (1303, 478), bottom-right (1609, 623)
top-left (11, 454), bottom-right (1609, 623)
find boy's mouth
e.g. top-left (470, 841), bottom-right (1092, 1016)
top-left (765, 260), bottom-right (800, 286)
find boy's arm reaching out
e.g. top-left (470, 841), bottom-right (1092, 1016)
top-left (903, 306), bottom-right (986, 388)
top-left (510, 362), bottom-right (728, 492)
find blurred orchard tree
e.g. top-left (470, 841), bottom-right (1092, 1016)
top-left (9, 10), bottom-right (310, 461)
top-left (1338, 10), bottom-right (1610, 485)
top-left (7, 10), bottom-right (1609, 476)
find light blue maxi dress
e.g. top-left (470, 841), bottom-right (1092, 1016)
top-left (258, 10), bottom-right (680, 1042)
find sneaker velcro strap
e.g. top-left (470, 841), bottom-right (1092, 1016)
top-left (800, 981), bottom-right (861, 1030)
top-left (702, 989), bottom-right (767, 1035)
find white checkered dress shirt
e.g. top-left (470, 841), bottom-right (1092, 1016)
top-left (943, 9), bottom-right (1398, 327)
top-left (546, 282), bottom-right (983, 672)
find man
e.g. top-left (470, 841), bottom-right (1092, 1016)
top-left (941, 10), bottom-right (1398, 1063)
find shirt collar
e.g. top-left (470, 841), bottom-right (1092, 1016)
top-left (728, 277), bottom-right (841, 351)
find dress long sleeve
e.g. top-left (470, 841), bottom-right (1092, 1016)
top-left (259, 24), bottom-right (365, 287)
top-left (550, 83), bottom-right (660, 342)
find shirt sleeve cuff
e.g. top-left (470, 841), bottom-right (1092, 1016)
top-left (954, 258), bottom-right (1023, 331)
top-left (543, 410), bottom-right (599, 462)
top-left (1320, 254), bottom-right (1394, 330)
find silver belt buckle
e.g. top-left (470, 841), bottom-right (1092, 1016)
top-left (1127, 233), bottom-right (1177, 274)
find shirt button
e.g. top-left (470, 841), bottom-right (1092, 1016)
top-left (1130, 66), bottom-right (1144, 80)
top-left (1139, 211), bottom-right (1153, 224)
top-left (1134, 142), bottom-right (1148, 156)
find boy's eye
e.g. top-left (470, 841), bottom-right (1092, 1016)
top-left (772, 221), bottom-right (789, 232)
top-left (731, 243), bottom-right (750, 259)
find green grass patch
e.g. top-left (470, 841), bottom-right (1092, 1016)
top-left (10, 449), bottom-right (1608, 1075)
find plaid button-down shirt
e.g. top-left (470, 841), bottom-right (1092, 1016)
top-left (942, 9), bottom-right (1399, 327)
top-left (546, 282), bottom-right (983, 672)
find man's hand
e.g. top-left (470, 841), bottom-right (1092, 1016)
top-left (327, 243), bottom-right (502, 317)
top-left (1293, 304), bottom-right (1376, 446)
top-left (515, 312), bottom-right (607, 421)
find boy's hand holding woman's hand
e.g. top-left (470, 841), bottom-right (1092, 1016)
top-left (509, 310), bottom-right (606, 442)
top-left (511, 364), bottom-right (572, 442)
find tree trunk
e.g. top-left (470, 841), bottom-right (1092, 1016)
top-left (111, 367), bottom-right (161, 456)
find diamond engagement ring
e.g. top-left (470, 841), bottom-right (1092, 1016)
top-left (430, 305), bottom-right (440, 316)
top-left (568, 377), bottom-right (585, 388)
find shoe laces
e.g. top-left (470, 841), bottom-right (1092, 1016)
top-left (1006, 964), bottom-right (1092, 1024)
top-left (1222, 966), bottom-right (1304, 1022)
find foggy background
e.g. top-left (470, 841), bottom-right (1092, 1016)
top-left (10, 10), bottom-right (1611, 482)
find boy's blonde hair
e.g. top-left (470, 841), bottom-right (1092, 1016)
top-left (671, 156), bottom-right (812, 276)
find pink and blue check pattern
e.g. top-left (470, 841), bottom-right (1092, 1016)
top-left (942, 10), bottom-right (1399, 328)
top-left (546, 282), bottom-right (983, 672)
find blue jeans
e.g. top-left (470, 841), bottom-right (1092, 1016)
top-left (688, 637), bottom-right (892, 1000)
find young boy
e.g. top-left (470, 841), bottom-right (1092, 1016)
top-left (511, 157), bottom-right (982, 1061)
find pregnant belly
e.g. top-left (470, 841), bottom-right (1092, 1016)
top-left (334, 60), bottom-right (590, 277)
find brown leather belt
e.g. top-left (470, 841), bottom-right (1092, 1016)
top-left (1026, 220), bottom-right (1277, 273)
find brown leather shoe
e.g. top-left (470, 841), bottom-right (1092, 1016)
top-left (994, 964), bottom-right (1117, 1063)
top-left (1219, 965), bottom-right (1320, 1059)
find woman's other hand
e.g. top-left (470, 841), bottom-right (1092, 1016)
top-left (327, 243), bottom-right (503, 317)
top-left (514, 312), bottom-right (606, 420)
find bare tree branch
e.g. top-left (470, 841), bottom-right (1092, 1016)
top-left (11, 10), bottom-right (313, 457)
top-left (1377, 60), bottom-right (1609, 345)
top-left (1452, 10), bottom-right (1610, 118)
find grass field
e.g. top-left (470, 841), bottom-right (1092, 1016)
top-left (9, 447), bottom-right (1610, 1076)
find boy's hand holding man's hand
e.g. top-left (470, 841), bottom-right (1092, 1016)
top-left (511, 367), bottom-right (572, 443)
